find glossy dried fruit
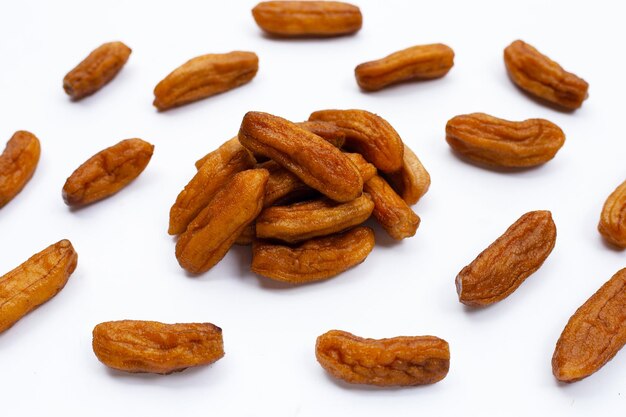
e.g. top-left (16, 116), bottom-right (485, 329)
top-left (456, 210), bottom-right (556, 307)
top-left (92, 320), bottom-right (224, 374)
top-left (0, 131), bottom-right (40, 208)
top-left (62, 139), bottom-right (154, 207)
top-left (153, 51), bottom-right (259, 111)
top-left (552, 268), bottom-right (626, 382)
top-left (598, 180), bottom-right (626, 248)
top-left (364, 175), bottom-right (420, 240)
top-left (504, 40), bottom-right (589, 110)
top-left (0, 240), bottom-right (77, 333)
top-left (256, 194), bottom-right (374, 243)
top-left (238, 111), bottom-right (362, 202)
top-left (252, 1), bottom-right (362, 37)
top-left (252, 226), bottom-right (375, 283)
top-left (355, 43), bottom-right (454, 91)
top-left (445, 113), bottom-right (565, 168)
top-left (176, 169), bottom-right (268, 274)
top-left (63, 41), bottom-right (131, 100)
top-left (169, 138), bottom-right (256, 235)
top-left (316, 330), bottom-right (450, 386)
top-left (309, 109), bottom-right (404, 173)
top-left (384, 143), bottom-right (430, 205)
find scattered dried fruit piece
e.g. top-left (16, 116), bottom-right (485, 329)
top-left (92, 320), bottom-right (224, 374)
top-left (256, 194), bottom-right (374, 243)
top-left (355, 43), bottom-right (454, 91)
top-left (552, 268), bottom-right (626, 382)
top-left (364, 175), bottom-right (420, 239)
top-left (169, 138), bottom-right (256, 235)
top-left (504, 40), bottom-right (588, 110)
top-left (62, 139), bottom-right (154, 207)
top-left (252, 226), bottom-right (375, 283)
top-left (175, 169), bottom-right (268, 274)
top-left (456, 210), bottom-right (556, 307)
top-left (309, 109), bottom-right (404, 173)
top-left (598, 180), bottom-right (626, 248)
top-left (238, 111), bottom-right (362, 202)
top-left (153, 51), bottom-right (259, 111)
top-left (445, 113), bottom-right (565, 168)
top-left (0, 131), bottom-right (40, 208)
top-left (63, 41), bottom-right (131, 100)
top-left (316, 330), bottom-right (450, 386)
top-left (384, 143), bottom-right (430, 205)
top-left (252, 1), bottom-right (362, 37)
top-left (0, 240), bottom-right (78, 333)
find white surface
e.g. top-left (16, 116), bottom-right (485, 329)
top-left (0, 0), bottom-right (624, 415)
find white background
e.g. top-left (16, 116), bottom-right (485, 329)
top-left (0, 0), bottom-right (624, 415)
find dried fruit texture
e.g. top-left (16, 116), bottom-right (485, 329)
top-left (598, 180), bottom-right (626, 248)
top-left (385, 144), bottom-right (430, 205)
top-left (0, 240), bottom-right (77, 333)
top-left (261, 160), bottom-right (313, 208)
top-left (456, 210), bottom-right (556, 307)
top-left (176, 169), bottom-right (268, 274)
top-left (0, 131), bottom-right (40, 208)
top-left (297, 121), bottom-right (346, 148)
top-left (92, 320), bottom-right (224, 374)
top-left (62, 139), bottom-right (154, 207)
top-left (364, 175), bottom-right (420, 240)
top-left (552, 269), bottom-right (626, 382)
top-left (238, 112), bottom-right (362, 202)
top-left (252, 226), bottom-right (374, 283)
top-left (252, 1), bottom-right (362, 37)
top-left (169, 138), bottom-right (256, 235)
top-left (445, 113), bottom-right (565, 168)
top-left (153, 51), bottom-right (258, 111)
top-left (309, 109), bottom-right (404, 173)
top-left (262, 154), bottom-right (374, 208)
top-left (235, 223), bottom-right (256, 246)
top-left (504, 40), bottom-right (589, 110)
top-left (256, 194), bottom-right (374, 243)
top-left (355, 44), bottom-right (454, 91)
top-left (63, 41), bottom-right (131, 100)
top-left (195, 123), bottom-right (342, 170)
top-left (316, 330), bottom-right (450, 386)
top-left (345, 152), bottom-right (377, 183)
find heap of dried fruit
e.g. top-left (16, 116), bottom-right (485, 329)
top-left (168, 110), bottom-right (429, 283)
